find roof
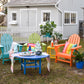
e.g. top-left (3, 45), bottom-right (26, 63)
top-left (5, 0), bottom-right (58, 7)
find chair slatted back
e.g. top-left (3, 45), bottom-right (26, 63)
top-left (68, 34), bottom-right (80, 46)
top-left (28, 33), bottom-right (41, 44)
top-left (1, 34), bottom-right (13, 53)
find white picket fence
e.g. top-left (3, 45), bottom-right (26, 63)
top-left (0, 26), bottom-right (63, 43)
top-left (0, 27), bottom-right (53, 44)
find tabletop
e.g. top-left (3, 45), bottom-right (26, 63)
top-left (11, 52), bottom-right (50, 59)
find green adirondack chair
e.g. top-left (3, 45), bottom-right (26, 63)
top-left (0, 33), bottom-right (22, 64)
top-left (24, 33), bottom-right (46, 51)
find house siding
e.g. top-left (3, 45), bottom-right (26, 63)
top-left (7, 7), bottom-right (21, 32)
top-left (59, 0), bottom-right (84, 39)
top-left (63, 25), bottom-right (78, 39)
top-left (7, 6), bottom-right (59, 33)
top-left (7, 0), bottom-right (84, 39)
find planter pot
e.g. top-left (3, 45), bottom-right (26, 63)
top-left (46, 33), bottom-right (51, 37)
top-left (76, 61), bottom-right (83, 69)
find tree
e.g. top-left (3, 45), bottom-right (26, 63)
top-left (0, 0), bottom-right (8, 14)
top-left (0, 0), bottom-right (8, 5)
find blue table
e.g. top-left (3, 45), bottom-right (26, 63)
top-left (13, 52), bottom-right (50, 75)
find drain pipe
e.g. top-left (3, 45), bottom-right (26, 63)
top-left (55, 0), bottom-right (64, 36)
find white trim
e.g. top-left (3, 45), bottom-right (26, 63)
top-left (9, 11), bottom-right (17, 25)
top-left (64, 11), bottom-right (77, 13)
top-left (64, 23), bottom-right (78, 26)
top-left (41, 10), bottom-right (51, 24)
top-left (20, 9), bottom-right (22, 29)
top-left (55, 0), bottom-right (61, 5)
top-left (36, 9), bottom-right (37, 31)
top-left (64, 11), bottom-right (78, 25)
top-left (55, 0), bottom-right (64, 36)
top-left (9, 21), bottom-right (17, 25)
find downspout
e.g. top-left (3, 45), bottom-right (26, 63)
top-left (55, 0), bottom-right (64, 35)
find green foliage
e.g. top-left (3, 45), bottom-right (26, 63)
top-left (40, 21), bottom-right (56, 36)
top-left (4, 7), bottom-right (7, 14)
top-left (58, 39), bottom-right (67, 44)
top-left (52, 32), bottom-right (63, 41)
top-left (73, 50), bottom-right (84, 62)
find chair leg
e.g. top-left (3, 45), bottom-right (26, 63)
top-left (2, 58), bottom-right (4, 64)
top-left (70, 59), bottom-right (72, 67)
top-left (35, 60), bottom-right (37, 70)
top-left (19, 59), bottom-right (21, 63)
top-left (55, 56), bottom-right (57, 63)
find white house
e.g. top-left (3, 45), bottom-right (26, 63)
top-left (5, 0), bottom-right (84, 39)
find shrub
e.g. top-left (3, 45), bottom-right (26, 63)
top-left (40, 21), bottom-right (56, 36)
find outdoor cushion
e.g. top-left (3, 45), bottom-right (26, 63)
top-left (62, 41), bottom-right (69, 53)
top-left (10, 42), bottom-right (18, 53)
top-left (63, 41), bottom-right (77, 54)
top-left (27, 43), bottom-right (36, 51)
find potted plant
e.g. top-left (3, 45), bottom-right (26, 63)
top-left (73, 50), bottom-right (84, 69)
top-left (52, 32), bottom-right (62, 44)
top-left (40, 21), bottom-right (56, 37)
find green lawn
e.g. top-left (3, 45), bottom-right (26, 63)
top-left (0, 39), bottom-right (84, 84)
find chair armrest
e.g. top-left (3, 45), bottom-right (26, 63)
top-left (54, 44), bottom-right (65, 54)
top-left (23, 45), bottom-right (27, 51)
top-left (23, 45), bottom-right (27, 47)
top-left (18, 44), bottom-right (23, 47)
top-left (0, 45), bottom-right (4, 54)
top-left (71, 45), bottom-right (82, 50)
top-left (71, 45), bottom-right (82, 55)
top-left (0, 45), bottom-right (4, 48)
top-left (54, 44), bottom-right (65, 47)
top-left (17, 44), bottom-right (23, 52)
top-left (41, 43), bottom-right (46, 46)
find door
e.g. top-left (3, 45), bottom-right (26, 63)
top-left (20, 9), bottom-right (37, 32)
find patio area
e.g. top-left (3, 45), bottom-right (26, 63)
top-left (0, 39), bottom-right (84, 84)
top-left (1, 0), bottom-right (84, 83)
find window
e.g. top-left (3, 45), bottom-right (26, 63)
top-left (65, 13), bottom-right (70, 24)
top-left (12, 13), bottom-right (16, 21)
top-left (41, 10), bottom-right (51, 23)
top-left (64, 11), bottom-right (77, 25)
top-left (43, 13), bottom-right (50, 22)
top-left (9, 11), bottom-right (17, 25)
top-left (71, 13), bottom-right (76, 23)
top-left (12, 13), bottom-right (17, 21)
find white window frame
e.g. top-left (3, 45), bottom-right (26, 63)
top-left (64, 11), bottom-right (78, 25)
top-left (9, 11), bottom-right (17, 25)
top-left (41, 10), bottom-right (51, 23)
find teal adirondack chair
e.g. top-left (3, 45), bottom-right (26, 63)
top-left (0, 34), bottom-right (22, 64)
top-left (24, 33), bottom-right (46, 51)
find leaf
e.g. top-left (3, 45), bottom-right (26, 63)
top-left (40, 21), bottom-right (56, 36)
top-left (73, 50), bottom-right (84, 61)
top-left (40, 25), bottom-right (43, 29)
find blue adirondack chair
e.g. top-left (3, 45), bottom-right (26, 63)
top-left (0, 33), bottom-right (22, 64)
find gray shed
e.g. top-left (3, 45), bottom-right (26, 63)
top-left (6, 0), bottom-right (84, 39)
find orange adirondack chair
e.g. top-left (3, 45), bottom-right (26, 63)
top-left (55, 34), bottom-right (82, 67)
